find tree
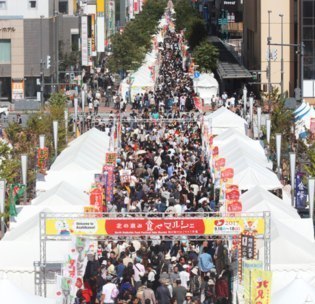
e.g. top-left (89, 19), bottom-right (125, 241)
top-left (192, 41), bottom-right (219, 72)
top-left (185, 18), bottom-right (207, 51)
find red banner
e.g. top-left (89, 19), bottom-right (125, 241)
top-left (227, 200), bottom-right (242, 212)
top-left (105, 218), bottom-right (205, 236)
top-left (221, 168), bottom-right (234, 181)
top-left (215, 158), bottom-right (226, 170)
top-left (226, 189), bottom-right (240, 201)
top-left (213, 146), bottom-right (219, 156)
top-left (89, 188), bottom-right (103, 212)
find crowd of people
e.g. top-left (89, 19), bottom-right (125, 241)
top-left (75, 6), bottom-right (234, 304)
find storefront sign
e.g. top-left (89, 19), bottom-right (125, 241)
top-left (11, 80), bottom-right (24, 100)
top-left (215, 158), bottom-right (226, 170)
top-left (81, 16), bottom-right (89, 66)
top-left (0, 27), bottom-right (15, 32)
top-left (243, 260), bottom-right (263, 300)
top-left (91, 14), bottom-right (96, 52)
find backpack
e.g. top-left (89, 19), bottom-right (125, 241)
top-left (111, 286), bottom-right (119, 299)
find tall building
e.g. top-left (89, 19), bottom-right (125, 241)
top-left (242, 0), bottom-right (296, 97)
top-left (301, 0), bottom-right (315, 102)
top-left (0, 0), bottom-right (79, 103)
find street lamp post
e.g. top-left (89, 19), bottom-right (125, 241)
top-left (267, 10), bottom-right (272, 107)
top-left (64, 110), bottom-right (68, 144)
top-left (276, 133), bottom-right (282, 179)
top-left (53, 121), bottom-right (58, 159)
top-left (279, 14), bottom-right (284, 97)
top-left (243, 85), bottom-right (247, 118)
top-left (290, 152), bottom-right (296, 207)
top-left (21, 154), bottom-right (28, 204)
top-left (308, 177), bottom-right (315, 220)
top-left (39, 134), bottom-right (45, 149)
top-left (266, 119), bottom-right (271, 145)
top-left (40, 15), bottom-right (45, 108)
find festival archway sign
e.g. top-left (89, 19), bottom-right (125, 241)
top-left (38, 211), bottom-right (271, 297)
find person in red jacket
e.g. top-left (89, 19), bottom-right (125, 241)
top-left (215, 270), bottom-right (229, 302)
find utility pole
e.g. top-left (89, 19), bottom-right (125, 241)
top-left (40, 15), bottom-right (44, 107)
top-left (279, 14), bottom-right (284, 97)
top-left (267, 10), bottom-right (272, 106)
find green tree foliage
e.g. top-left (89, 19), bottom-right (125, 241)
top-left (108, 0), bottom-right (166, 73)
top-left (173, 0), bottom-right (207, 50)
top-left (192, 41), bottom-right (219, 72)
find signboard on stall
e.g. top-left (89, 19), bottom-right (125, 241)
top-left (89, 187), bottom-right (104, 212)
top-left (103, 165), bottom-right (115, 202)
top-left (105, 152), bottom-right (117, 165)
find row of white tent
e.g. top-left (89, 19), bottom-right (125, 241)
top-left (205, 107), bottom-right (315, 303)
top-left (0, 128), bottom-right (110, 301)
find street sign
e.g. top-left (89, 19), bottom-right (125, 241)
top-left (194, 71), bottom-right (200, 78)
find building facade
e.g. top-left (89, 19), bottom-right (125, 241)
top-left (242, 0), bottom-right (295, 97)
top-left (0, 0), bottom-right (79, 103)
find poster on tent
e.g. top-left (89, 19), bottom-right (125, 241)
top-left (250, 269), bottom-right (272, 304)
top-left (225, 185), bottom-right (242, 213)
top-left (103, 164), bottom-right (115, 202)
top-left (295, 172), bottom-right (307, 209)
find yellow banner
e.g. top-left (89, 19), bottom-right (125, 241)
top-left (46, 219), bottom-right (106, 236)
top-left (204, 217), bottom-right (265, 236)
top-left (96, 0), bottom-right (105, 13)
top-left (251, 269), bottom-right (272, 304)
top-left (243, 260), bottom-right (263, 303)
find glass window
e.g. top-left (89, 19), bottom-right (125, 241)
top-left (0, 40), bottom-right (11, 64)
top-left (304, 0), bottom-right (313, 18)
top-left (303, 26), bottom-right (313, 40)
top-left (0, 1), bottom-right (6, 9)
top-left (29, 0), bottom-right (37, 8)
top-left (59, 1), bottom-right (68, 14)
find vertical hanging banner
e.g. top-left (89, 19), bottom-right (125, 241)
top-left (103, 164), bottom-right (115, 202)
top-left (295, 172), bottom-right (307, 209)
top-left (109, 0), bottom-right (115, 37)
top-left (81, 15), bottom-right (89, 66)
top-left (37, 147), bottom-right (49, 173)
top-left (89, 187), bottom-right (104, 213)
top-left (96, 0), bottom-right (105, 52)
top-left (91, 14), bottom-right (96, 53)
top-left (251, 269), bottom-right (272, 304)
top-left (129, 0), bottom-right (134, 19)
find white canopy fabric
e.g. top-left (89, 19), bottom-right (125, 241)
top-left (36, 128), bottom-right (109, 191)
top-left (130, 65), bottom-right (155, 100)
top-left (232, 160), bottom-right (282, 190)
top-left (205, 107), bottom-right (248, 135)
top-left (272, 277), bottom-right (315, 304)
top-left (193, 73), bottom-right (219, 104)
top-left (213, 129), bottom-right (265, 156)
top-left (240, 186), bottom-right (300, 219)
top-left (0, 278), bottom-right (56, 304)
top-left (33, 181), bottom-right (88, 206)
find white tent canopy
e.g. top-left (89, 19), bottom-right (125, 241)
top-left (193, 73), bottom-right (219, 104)
top-left (0, 278), bottom-right (56, 304)
top-left (130, 64), bottom-right (155, 100)
top-left (272, 277), bottom-right (315, 304)
top-left (232, 159), bottom-right (282, 190)
top-left (205, 107), bottom-right (248, 135)
top-left (36, 128), bottom-right (109, 192)
top-left (240, 186), bottom-right (300, 219)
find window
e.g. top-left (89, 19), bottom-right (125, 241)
top-left (0, 40), bottom-right (11, 64)
top-left (29, 0), bottom-right (37, 8)
top-left (0, 1), bottom-right (7, 9)
top-left (59, 1), bottom-right (68, 14)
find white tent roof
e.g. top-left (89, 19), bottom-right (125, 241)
top-left (240, 186), bottom-right (300, 219)
top-left (272, 277), bottom-right (315, 304)
top-left (213, 129), bottom-right (265, 155)
top-left (36, 128), bottom-right (109, 191)
top-left (205, 107), bottom-right (248, 135)
top-left (131, 65), bottom-right (155, 87)
top-left (0, 278), bottom-right (56, 304)
top-left (232, 160), bottom-right (282, 190)
top-left (193, 73), bottom-right (218, 88)
top-left (144, 51), bottom-right (158, 65)
top-left (32, 181), bottom-right (88, 206)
